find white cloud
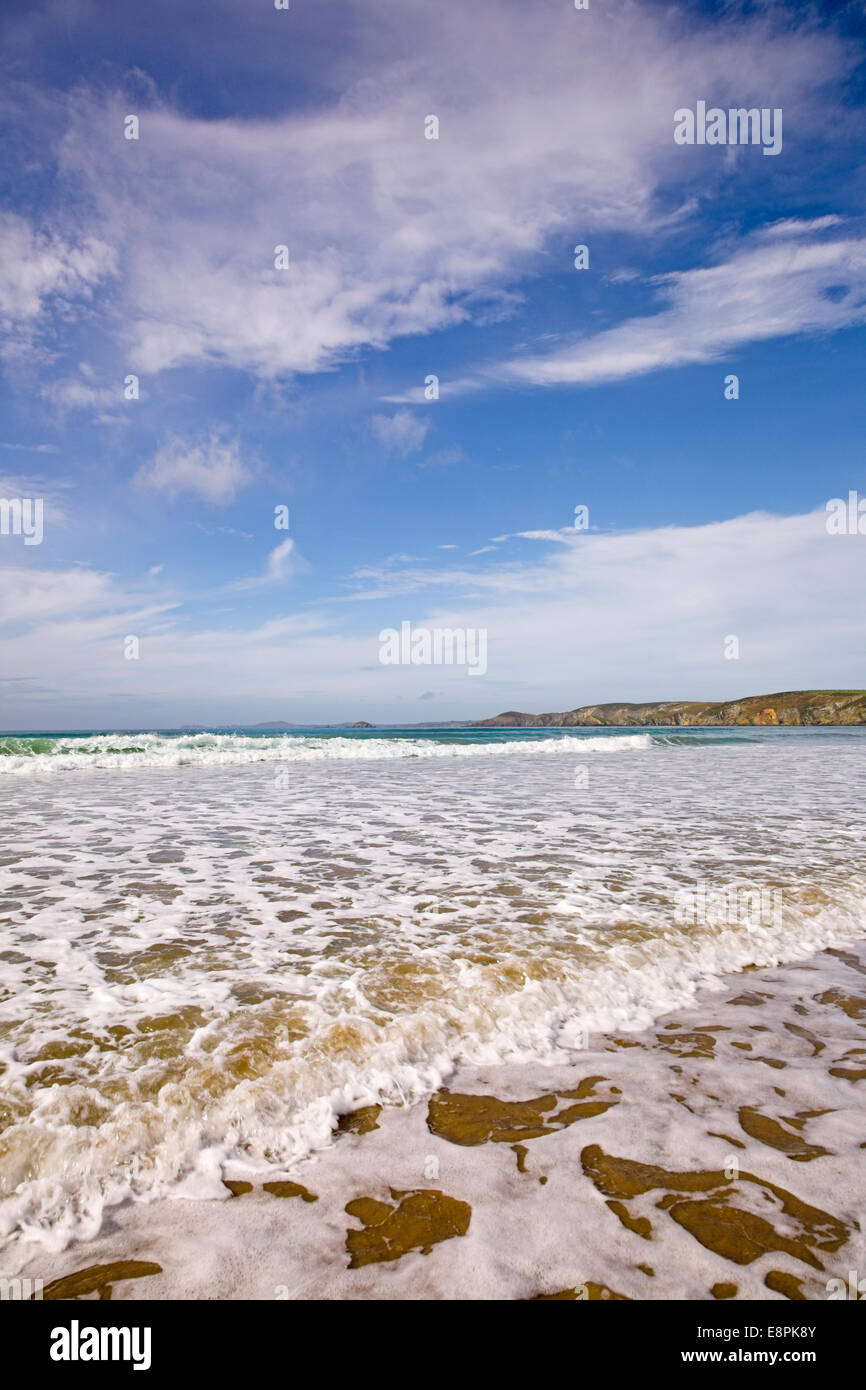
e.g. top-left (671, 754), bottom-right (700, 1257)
top-left (0, 563), bottom-right (168, 629)
top-left (0, 213), bottom-right (115, 358)
top-left (47, 367), bottom-right (118, 412)
top-left (759, 215), bottom-right (843, 239)
top-left (512, 529), bottom-right (574, 543)
top-left (29, 2), bottom-right (844, 386)
top-left (267, 537), bottom-right (295, 581)
top-left (370, 410), bottom-right (431, 457)
top-left (193, 523), bottom-right (254, 540)
top-left (493, 227), bottom-right (866, 388)
top-left (231, 537), bottom-right (299, 590)
top-left (352, 507), bottom-right (866, 708)
top-left (0, 472), bottom-right (72, 528)
top-left (134, 431), bottom-right (254, 504)
top-left (3, 506), bottom-right (865, 722)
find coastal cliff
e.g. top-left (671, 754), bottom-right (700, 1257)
top-left (474, 690), bottom-right (866, 727)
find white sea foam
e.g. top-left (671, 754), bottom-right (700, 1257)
top-left (0, 730), bottom-right (651, 776)
top-left (0, 731), bottom-right (864, 1254)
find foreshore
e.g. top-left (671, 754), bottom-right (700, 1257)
top-left (12, 937), bottom-right (866, 1301)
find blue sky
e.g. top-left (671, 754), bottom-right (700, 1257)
top-left (1, 0), bottom-right (866, 728)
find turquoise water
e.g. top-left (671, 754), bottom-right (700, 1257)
top-left (1, 722), bottom-right (861, 762)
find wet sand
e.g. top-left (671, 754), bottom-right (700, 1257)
top-left (14, 939), bottom-right (866, 1300)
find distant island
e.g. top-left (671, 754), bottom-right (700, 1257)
top-left (474, 690), bottom-right (866, 727)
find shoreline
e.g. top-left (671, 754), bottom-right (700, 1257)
top-left (12, 935), bottom-right (866, 1301)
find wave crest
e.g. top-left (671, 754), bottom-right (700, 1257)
top-left (0, 730), bottom-right (652, 775)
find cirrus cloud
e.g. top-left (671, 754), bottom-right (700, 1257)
top-left (134, 431), bottom-right (254, 505)
top-left (370, 410), bottom-right (431, 457)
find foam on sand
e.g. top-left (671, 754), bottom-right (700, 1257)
top-left (8, 940), bottom-right (866, 1299)
top-left (1, 727), bottom-right (864, 1285)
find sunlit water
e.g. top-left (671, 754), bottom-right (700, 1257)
top-left (1, 725), bottom-right (864, 1250)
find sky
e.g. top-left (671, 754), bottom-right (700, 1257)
top-left (1, 0), bottom-right (865, 729)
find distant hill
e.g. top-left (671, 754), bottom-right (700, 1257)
top-left (474, 691), bottom-right (866, 728)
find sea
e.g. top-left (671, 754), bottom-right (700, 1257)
top-left (1, 723), bottom-right (865, 1293)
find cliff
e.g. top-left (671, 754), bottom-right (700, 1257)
top-left (474, 691), bottom-right (866, 728)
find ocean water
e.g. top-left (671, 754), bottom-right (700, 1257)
top-left (1, 724), bottom-right (864, 1256)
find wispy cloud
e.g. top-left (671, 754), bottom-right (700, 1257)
top-left (0, 442), bottom-right (60, 454)
top-left (491, 226), bottom-right (866, 389)
top-left (46, 366), bottom-right (119, 413)
top-left (0, 213), bottom-right (115, 361)
top-left (134, 431), bottom-right (254, 505)
top-left (370, 410), bottom-right (430, 458)
top-left (3, 2), bottom-right (844, 393)
top-left (193, 523), bottom-right (254, 540)
top-left (3, 507), bottom-right (865, 722)
top-left (231, 538), bottom-right (301, 590)
top-left (0, 472), bottom-right (72, 527)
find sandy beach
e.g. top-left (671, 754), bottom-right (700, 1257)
top-left (12, 934), bottom-right (865, 1301)
top-left (4, 0), bottom-right (866, 1340)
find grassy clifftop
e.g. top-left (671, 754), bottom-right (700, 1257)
top-left (475, 691), bottom-right (866, 727)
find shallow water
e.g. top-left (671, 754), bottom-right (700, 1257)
top-left (1, 726), bottom-right (864, 1253)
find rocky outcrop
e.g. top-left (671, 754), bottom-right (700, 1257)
top-left (474, 691), bottom-right (866, 728)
